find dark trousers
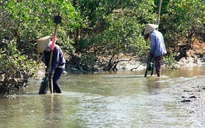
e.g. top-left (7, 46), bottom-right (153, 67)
top-left (154, 56), bottom-right (163, 74)
top-left (49, 68), bottom-right (64, 93)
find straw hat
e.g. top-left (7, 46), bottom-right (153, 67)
top-left (144, 24), bottom-right (158, 35)
top-left (36, 36), bottom-right (51, 53)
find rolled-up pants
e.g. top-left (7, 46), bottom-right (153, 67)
top-left (49, 68), bottom-right (64, 93)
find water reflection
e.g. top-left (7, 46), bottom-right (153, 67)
top-left (43, 95), bottom-right (62, 128)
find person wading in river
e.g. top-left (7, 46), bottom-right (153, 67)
top-left (144, 24), bottom-right (167, 77)
top-left (37, 36), bottom-right (66, 93)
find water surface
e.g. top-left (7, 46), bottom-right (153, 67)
top-left (1, 66), bottom-right (205, 128)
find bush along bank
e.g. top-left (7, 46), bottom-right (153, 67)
top-left (0, 39), bottom-right (38, 97)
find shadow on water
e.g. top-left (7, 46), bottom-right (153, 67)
top-left (1, 66), bottom-right (205, 128)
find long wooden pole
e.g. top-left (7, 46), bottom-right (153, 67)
top-left (157, 0), bottom-right (163, 29)
top-left (48, 14), bottom-right (62, 94)
top-left (48, 22), bottom-right (58, 94)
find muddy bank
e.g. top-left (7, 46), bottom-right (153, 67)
top-left (117, 55), bottom-right (205, 71)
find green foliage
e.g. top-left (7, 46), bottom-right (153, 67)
top-left (74, 0), bottom-right (132, 28)
top-left (70, 0), bottom-right (157, 71)
top-left (95, 15), bottom-right (149, 56)
top-left (0, 0), bottom-right (204, 75)
top-left (163, 54), bottom-right (178, 69)
top-left (0, 39), bottom-right (38, 95)
top-left (161, 0), bottom-right (205, 47)
top-left (1, 0), bottom-right (81, 53)
top-left (80, 53), bottom-right (98, 71)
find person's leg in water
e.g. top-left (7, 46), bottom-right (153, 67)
top-left (154, 56), bottom-right (163, 77)
top-left (52, 68), bottom-right (64, 93)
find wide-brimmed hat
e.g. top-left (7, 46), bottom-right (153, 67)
top-left (36, 36), bottom-right (51, 53)
top-left (144, 24), bottom-right (158, 35)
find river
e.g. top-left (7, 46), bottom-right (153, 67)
top-left (0, 66), bottom-right (205, 128)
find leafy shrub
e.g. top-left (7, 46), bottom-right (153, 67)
top-left (0, 39), bottom-right (38, 96)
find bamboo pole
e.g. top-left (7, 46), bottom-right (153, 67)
top-left (48, 15), bottom-right (61, 94)
top-left (157, 0), bottom-right (163, 29)
top-left (48, 26), bottom-right (57, 94)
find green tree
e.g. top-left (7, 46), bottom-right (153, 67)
top-left (69, 0), bottom-right (157, 71)
top-left (0, 39), bottom-right (37, 95)
top-left (1, 0), bottom-right (81, 54)
top-left (160, 0), bottom-right (205, 58)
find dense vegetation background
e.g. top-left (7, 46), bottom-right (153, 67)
top-left (0, 0), bottom-right (205, 95)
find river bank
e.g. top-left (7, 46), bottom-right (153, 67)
top-left (118, 38), bottom-right (205, 71)
top-left (116, 55), bottom-right (205, 71)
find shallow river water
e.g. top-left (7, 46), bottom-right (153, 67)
top-left (1, 66), bottom-right (205, 128)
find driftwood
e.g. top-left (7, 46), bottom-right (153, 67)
top-left (130, 62), bottom-right (143, 71)
top-left (100, 54), bottom-right (132, 71)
